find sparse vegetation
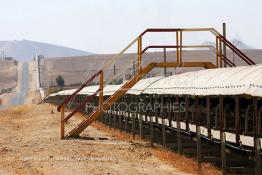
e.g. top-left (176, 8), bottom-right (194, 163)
top-left (56, 75), bottom-right (65, 87)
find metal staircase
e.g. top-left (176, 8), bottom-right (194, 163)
top-left (57, 28), bottom-right (256, 139)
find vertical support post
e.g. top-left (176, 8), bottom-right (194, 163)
top-left (207, 97), bottom-right (211, 138)
top-left (162, 117), bottom-right (166, 147)
top-left (163, 48), bottom-right (167, 76)
top-left (137, 36), bottom-right (142, 73)
top-left (139, 103), bottom-right (144, 139)
top-left (125, 96), bottom-right (129, 132)
top-left (162, 96), bottom-right (166, 147)
top-left (149, 95), bottom-right (154, 146)
top-left (215, 105), bottom-right (219, 129)
top-left (167, 95), bottom-right (172, 127)
top-left (119, 100), bottom-right (122, 131)
top-left (177, 96), bottom-right (182, 154)
top-left (216, 36), bottom-right (219, 68)
top-left (185, 95), bottom-right (189, 131)
top-left (113, 107), bottom-right (117, 130)
top-left (132, 96), bottom-right (136, 139)
top-left (219, 96), bottom-right (226, 174)
top-left (221, 132), bottom-right (227, 175)
top-left (192, 102), bottom-right (195, 124)
top-left (100, 105), bottom-right (103, 122)
top-left (224, 105), bottom-right (229, 132)
top-left (219, 96), bottom-right (224, 133)
top-left (139, 114), bottom-right (143, 139)
top-left (259, 108), bottom-right (262, 137)
top-left (219, 38), bottom-right (223, 68)
top-left (109, 108), bottom-right (112, 129)
top-left (99, 71), bottom-right (104, 108)
top-left (255, 138), bottom-right (261, 175)
top-left (108, 111), bottom-right (110, 127)
top-left (180, 30), bottom-right (183, 63)
top-left (105, 111), bottom-right (108, 126)
top-left (132, 113), bottom-right (136, 139)
top-left (125, 112), bottom-right (129, 132)
top-left (235, 96), bottom-right (240, 144)
top-left (106, 112), bottom-right (109, 125)
top-left (195, 96), bottom-right (199, 125)
top-left (106, 109), bottom-right (109, 127)
top-left (197, 126), bottom-right (202, 169)
top-left (196, 96), bottom-right (202, 168)
top-left (103, 112), bottom-right (107, 125)
top-left (245, 106), bottom-right (251, 134)
top-left (61, 105), bottom-right (65, 139)
top-left (155, 95), bottom-right (159, 127)
top-left (253, 98), bottom-right (261, 175)
top-left (223, 23), bottom-right (227, 68)
top-left (176, 31), bottom-right (179, 63)
top-left (150, 115), bottom-right (154, 147)
top-left (100, 111), bottom-right (104, 123)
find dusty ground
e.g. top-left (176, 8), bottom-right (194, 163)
top-left (0, 104), bottom-right (195, 175)
top-left (91, 122), bottom-right (221, 175)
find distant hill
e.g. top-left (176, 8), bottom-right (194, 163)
top-left (0, 40), bottom-right (92, 61)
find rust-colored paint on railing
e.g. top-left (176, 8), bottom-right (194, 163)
top-left (63, 89), bottom-right (100, 122)
top-left (218, 34), bottom-right (255, 65)
top-left (57, 69), bottom-right (102, 112)
top-left (138, 28), bottom-right (255, 67)
top-left (141, 45), bottom-right (179, 54)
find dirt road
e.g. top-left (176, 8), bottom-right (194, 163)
top-left (10, 62), bottom-right (29, 106)
top-left (0, 104), bottom-right (191, 175)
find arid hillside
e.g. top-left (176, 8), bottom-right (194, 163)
top-left (0, 60), bottom-right (17, 90)
top-left (40, 49), bottom-right (262, 87)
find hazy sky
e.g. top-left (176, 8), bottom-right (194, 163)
top-left (0, 0), bottom-right (261, 53)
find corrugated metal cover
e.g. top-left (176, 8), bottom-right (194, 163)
top-left (143, 64), bottom-right (262, 96)
top-left (48, 64), bottom-right (262, 97)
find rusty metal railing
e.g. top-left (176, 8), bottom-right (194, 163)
top-left (54, 27), bottom-right (256, 139)
top-left (58, 69), bottom-right (103, 139)
top-left (57, 69), bottom-right (102, 112)
top-left (137, 28), bottom-right (255, 70)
